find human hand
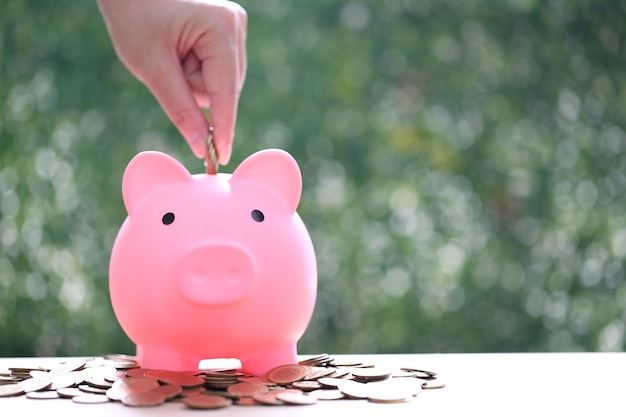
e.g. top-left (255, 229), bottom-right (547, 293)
top-left (97, 0), bottom-right (247, 165)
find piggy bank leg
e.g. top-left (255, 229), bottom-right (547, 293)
top-left (136, 345), bottom-right (200, 372)
top-left (239, 343), bottom-right (298, 376)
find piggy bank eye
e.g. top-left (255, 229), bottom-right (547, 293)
top-left (251, 209), bottom-right (264, 222)
top-left (162, 212), bottom-right (175, 225)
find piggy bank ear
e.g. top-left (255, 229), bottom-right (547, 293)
top-left (231, 149), bottom-right (302, 212)
top-left (122, 151), bottom-right (192, 215)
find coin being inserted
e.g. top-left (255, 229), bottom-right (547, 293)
top-left (204, 127), bottom-right (219, 175)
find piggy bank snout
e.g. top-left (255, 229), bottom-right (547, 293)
top-left (174, 244), bottom-right (256, 306)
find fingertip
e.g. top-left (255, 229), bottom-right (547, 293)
top-left (212, 128), bottom-right (232, 165)
top-left (217, 143), bottom-right (232, 166)
top-left (187, 132), bottom-right (207, 159)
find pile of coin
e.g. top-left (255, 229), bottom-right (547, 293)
top-left (0, 353), bottom-right (444, 409)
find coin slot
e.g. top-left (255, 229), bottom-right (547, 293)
top-left (162, 212), bottom-right (175, 225)
top-left (251, 210), bottom-right (264, 222)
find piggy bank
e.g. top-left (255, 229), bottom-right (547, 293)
top-left (109, 149), bottom-right (317, 376)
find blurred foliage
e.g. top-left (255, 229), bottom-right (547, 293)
top-left (1, 0), bottom-right (626, 357)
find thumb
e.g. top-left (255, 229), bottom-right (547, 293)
top-left (143, 53), bottom-right (209, 159)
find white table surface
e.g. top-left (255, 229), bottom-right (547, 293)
top-left (1, 353), bottom-right (624, 417)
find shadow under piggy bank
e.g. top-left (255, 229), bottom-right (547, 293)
top-left (109, 149), bottom-right (317, 376)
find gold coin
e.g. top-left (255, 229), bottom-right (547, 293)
top-left (226, 382), bottom-right (269, 397)
top-left (0, 384), bottom-right (24, 397)
top-left (18, 377), bottom-right (52, 392)
top-left (72, 394), bottom-right (110, 404)
top-left (157, 372), bottom-right (205, 388)
top-left (150, 384), bottom-right (183, 400)
top-left (26, 391), bottom-right (60, 400)
top-left (204, 127), bottom-right (219, 175)
top-left (275, 392), bottom-right (318, 405)
top-left (183, 394), bottom-right (233, 409)
top-left (267, 364), bottom-right (309, 384)
top-left (121, 391), bottom-right (166, 407)
top-left (308, 389), bottom-right (345, 400)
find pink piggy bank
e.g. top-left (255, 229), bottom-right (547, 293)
top-left (109, 149), bottom-right (317, 376)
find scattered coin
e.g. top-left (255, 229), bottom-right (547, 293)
top-left (291, 380), bottom-right (322, 391)
top-left (125, 368), bottom-right (146, 378)
top-left (57, 387), bottom-right (85, 398)
top-left (121, 391), bottom-right (166, 407)
top-left (0, 354), bottom-right (444, 409)
top-left (251, 391), bottom-right (285, 405)
top-left (351, 367), bottom-right (392, 382)
top-left (49, 374), bottom-right (78, 390)
top-left (105, 380), bottom-right (125, 401)
top-left (78, 384), bottom-right (108, 395)
top-left (50, 359), bottom-right (86, 375)
top-left (72, 394), bottom-right (110, 404)
top-left (183, 394), bottom-right (232, 409)
top-left (266, 364), bottom-right (309, 384)
top-left (179, 386), bottom-right (207, 397)
top-left (318, 377), bottom-right (347, 388)
top-left (304, 367), bottom-right (337, 380)
top-left (157, 372), bottom-right (204, 388)
top-left (237, 397), bottom-right (258, 406)
top-left (18, 377), bottom-right (52, 393)
top-left (26, 391), bottom-right (60, 400)
top-left (150, 384), bottom-right (183, 400)
top-left (422, 379), bottom-right (446, 389)
top-left (86, 375), bottom-right (113, 389)
top-left (143, 369), bottom-right (169, 381)
top-left (309, 389), bottom-right (345, 400)
top-left (401, 368), bottom-right (438, 379)
top-left (367, 378), bottom-right (422, 403)
top-left (120, 377), bottom-right (160, 392)
top-left (0, 384), bottom-right (24, 397)
top-left (276, 392), bottom-right (318, 405)
top-left (227, 382), bottom-right (269, 397)
top-left (337, 380), bottom-right (369, 399)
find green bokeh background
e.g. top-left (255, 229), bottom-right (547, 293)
top-left (1, 0), bottom-right (625, 357)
